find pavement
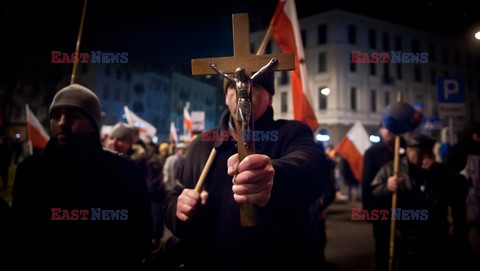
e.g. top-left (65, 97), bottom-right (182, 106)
top-left (324, 197), bottom-right (376, 271)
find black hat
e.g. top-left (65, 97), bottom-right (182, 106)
top-left (110, 123), bottom-right (136, 144)
top-left (49, 84), bottom-right (102, 131)
top-left (406, 134), bottom-right (435, 148)
top-left (223, 71), bottom-right (275, 96)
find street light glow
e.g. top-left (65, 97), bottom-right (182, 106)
top-left (316, 134), bottom-right (330, 142)
top-left (321, 88), bottom-right (331, 96)
top-left (369, 135), bottom-right (381, 143)
top-left (475, 31), bottom-right (480, 40)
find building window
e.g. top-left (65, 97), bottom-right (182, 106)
top-left (280, 71), bottom-right (289, 85)
top-left (133, 101), bottom-right (144, 113)
top-left (383, 63), bottom-right (390, 77)
top-left (350, 87), bottom-right (357, 111)
top-left (125, 89), bottom-right (130, 103)
top-left (370, 63), bottom-right (376, 75)
top-left (318, 24), bottom-right (327, 44)
top-left (396, 63), bottom-right (402, 79)
top-left (395, 35), bottom-right (402, 51)
top-left (114, 89), bottom-right (120, 101)
top-left (414, 65), bottom-right (422, 82)
top-left (382, 32), bottom-right (389, 51)
top-left (454, 50), bottom-right (461, 66)
top-left (411, 39), bottom-right (420, 53)
top-left (369, 29), bottom-right (376, 49)
top-left (319, 87), bottom-right (327, 110)
top-left (318, 52), bottom-right (327, 72)
top-left (430, 69), bottom-right (436, 85)
top-left (442, 46), bottom-right (449, 64)
top-left (103, 86), bottom-right (110, 100)
top-left (370, 90), bottom-right (377, 112)
top-left (116, 68), bottom-right (122, 80)
top-left (350, 62), bottom-right (356, 72)
top-left (348, 24), bottom-right (356, 44)
top-left (134, 83), bottom-right (145, 94)
top-left (281, 92), bottom-right (288, 113)
top-left (301, 30), bottom-right (307, 48)
top-left (429, 43), bottom-right (436, 62)
top-left (384, 91), bottom-right (390, 106)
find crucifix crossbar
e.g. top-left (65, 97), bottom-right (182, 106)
top-left (191, 13), bottom-right (294, 76)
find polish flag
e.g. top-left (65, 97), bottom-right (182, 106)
top-left (335, 121), bottom-right (372, 182)
top-left (183, 103), bottom-right (192, 140)
top-left (25, 104), bottom-right (49, 149)
top-left (124, 106), bottom-right (157, 141)
top-left (271, 0), bottom-right (318, 131)
top-left (170, 121), bottom-right (178, 144)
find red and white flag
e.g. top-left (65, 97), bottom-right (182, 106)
top-left (170, 121), bottom-right (178, 144)
top-left (271, 0), bottom-right (318, 131)
top-left (25, 104), bottom-right (49, 149)
top-left (335, 121), bottom-right (372, 182)
top-left (183, 103), bottom-right (192, 140)
top-left (124, 106), bottom-right (157, 142)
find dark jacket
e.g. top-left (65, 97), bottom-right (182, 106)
top-left (11, 135), bottom-right (152, 267)
top-left (371, 157), bottom-right (468, 269)
top-left (362, 141), bottom-right (395, 211)
top-left (165, 107), bottom-right (331, 271)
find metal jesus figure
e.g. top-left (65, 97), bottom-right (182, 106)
top-left (211, 59), bottom-right (277, 151)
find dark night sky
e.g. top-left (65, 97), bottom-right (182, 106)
top-left (2, 0), bottom-right (480, 70)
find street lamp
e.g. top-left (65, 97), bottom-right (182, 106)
top-left (320, 87), bottom-right (330, 96)
top-left (475, 31), bottom-right (480, 40)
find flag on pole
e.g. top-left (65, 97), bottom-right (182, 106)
top-left (25, 104), bottom-right (49, 149)
top-left (170, 121), bottom-right (178, 144)
top-left (124, 106), bottom-right (157, 142)
top-left (271, 0), bottom-right (318, 131)
top-left (335, 121), bottom-right (372, 182)
top-left (183, 102), bottom-right (192, 140)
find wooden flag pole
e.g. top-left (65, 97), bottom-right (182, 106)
top-left (388, 92), bottom-right (402, 271)
top-left (194, 148), bottom-right (217, 193)
top-left (70, 0), bottom-right (88, 84)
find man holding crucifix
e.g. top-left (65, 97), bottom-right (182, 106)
top-left (165, 13), bottom-right (332, 270)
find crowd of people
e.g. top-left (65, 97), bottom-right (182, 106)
top-left (0, 76), bottom-right (479, 270)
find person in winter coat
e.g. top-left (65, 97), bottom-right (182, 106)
top-left (11, 84), bottom-right (152, 267)
top-left (164, 72), bottom-right (333, 271)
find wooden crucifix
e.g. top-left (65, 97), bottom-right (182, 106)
top-left (191, 13), bottom-right (294, 227)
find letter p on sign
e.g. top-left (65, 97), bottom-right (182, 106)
top-left (444, 79), bottom-right (459, 100)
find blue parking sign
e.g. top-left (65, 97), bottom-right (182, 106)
top-left (437, 76), bottom-right (465, 103)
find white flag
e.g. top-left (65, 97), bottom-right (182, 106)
top-left (124, 106), bottom-right (157, 141)
top-left (170, 121), bottom-right (178, 144)
top-left (26, 104), bottom-right (50, 149)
